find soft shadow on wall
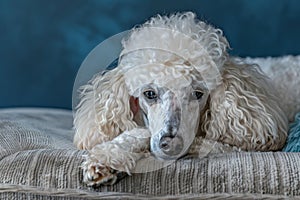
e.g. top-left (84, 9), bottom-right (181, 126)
top-left (0, 0), bottom-right (299, 109)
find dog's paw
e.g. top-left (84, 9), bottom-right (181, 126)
top-left (83, 164), bottom-right (118, 186)
top-left (81, 140), bottom-right (144, 187)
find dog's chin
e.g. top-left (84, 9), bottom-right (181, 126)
top-left (150, 149), bottom-right (180, 161)
top-left (150, 137), bottom-right (185, 161)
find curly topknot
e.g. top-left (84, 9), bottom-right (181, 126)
top-left (120, 12), bottom-right (229, 71)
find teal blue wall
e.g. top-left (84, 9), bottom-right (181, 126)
top-left (0, 0), bottom-right (299, 109)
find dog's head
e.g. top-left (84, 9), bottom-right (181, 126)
top-left (116, 12), bottom-right (228, 159)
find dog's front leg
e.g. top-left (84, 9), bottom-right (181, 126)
top-left (82, 128), bottom-right (151, 186)
top-left (188, 137), bottom-right (242, 158)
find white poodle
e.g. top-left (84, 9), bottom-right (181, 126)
top-left (73, 12), bottom-right (288, 186)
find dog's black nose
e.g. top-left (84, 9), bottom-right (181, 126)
top-left (159, 136), bottom-right (172, 149)
top-left (159, 135), bottom-right (183, 156)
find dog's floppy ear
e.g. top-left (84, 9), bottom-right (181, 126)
top-left (73, 68), bottom-right (137, 150)
top-left (202, 61), bottom-right (288, 151)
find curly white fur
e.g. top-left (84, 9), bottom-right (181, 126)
top-left (73, 12), bottom-right (288, 186)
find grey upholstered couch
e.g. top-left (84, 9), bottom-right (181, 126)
top-left (0, 56), bottom-right (300, 199)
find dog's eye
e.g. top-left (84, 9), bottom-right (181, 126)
top-left (143, 90), bottom-right (158, 100)
top-left (192, 90), bottom-right (204, 100)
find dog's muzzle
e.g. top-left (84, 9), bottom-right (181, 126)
top-left (151, 131), bottom-right (185, 160)
top-left (150, 93), bottom-right (186, 160)
top-left (159, 134), bottom-right (184, 156)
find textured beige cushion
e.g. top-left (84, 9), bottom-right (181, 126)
top-left (0, 109), bottom-right (299, 199)
top-left (0, 55), bottom-right (300, 199)
top-left (0, 109), bottom-right (300, 199)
